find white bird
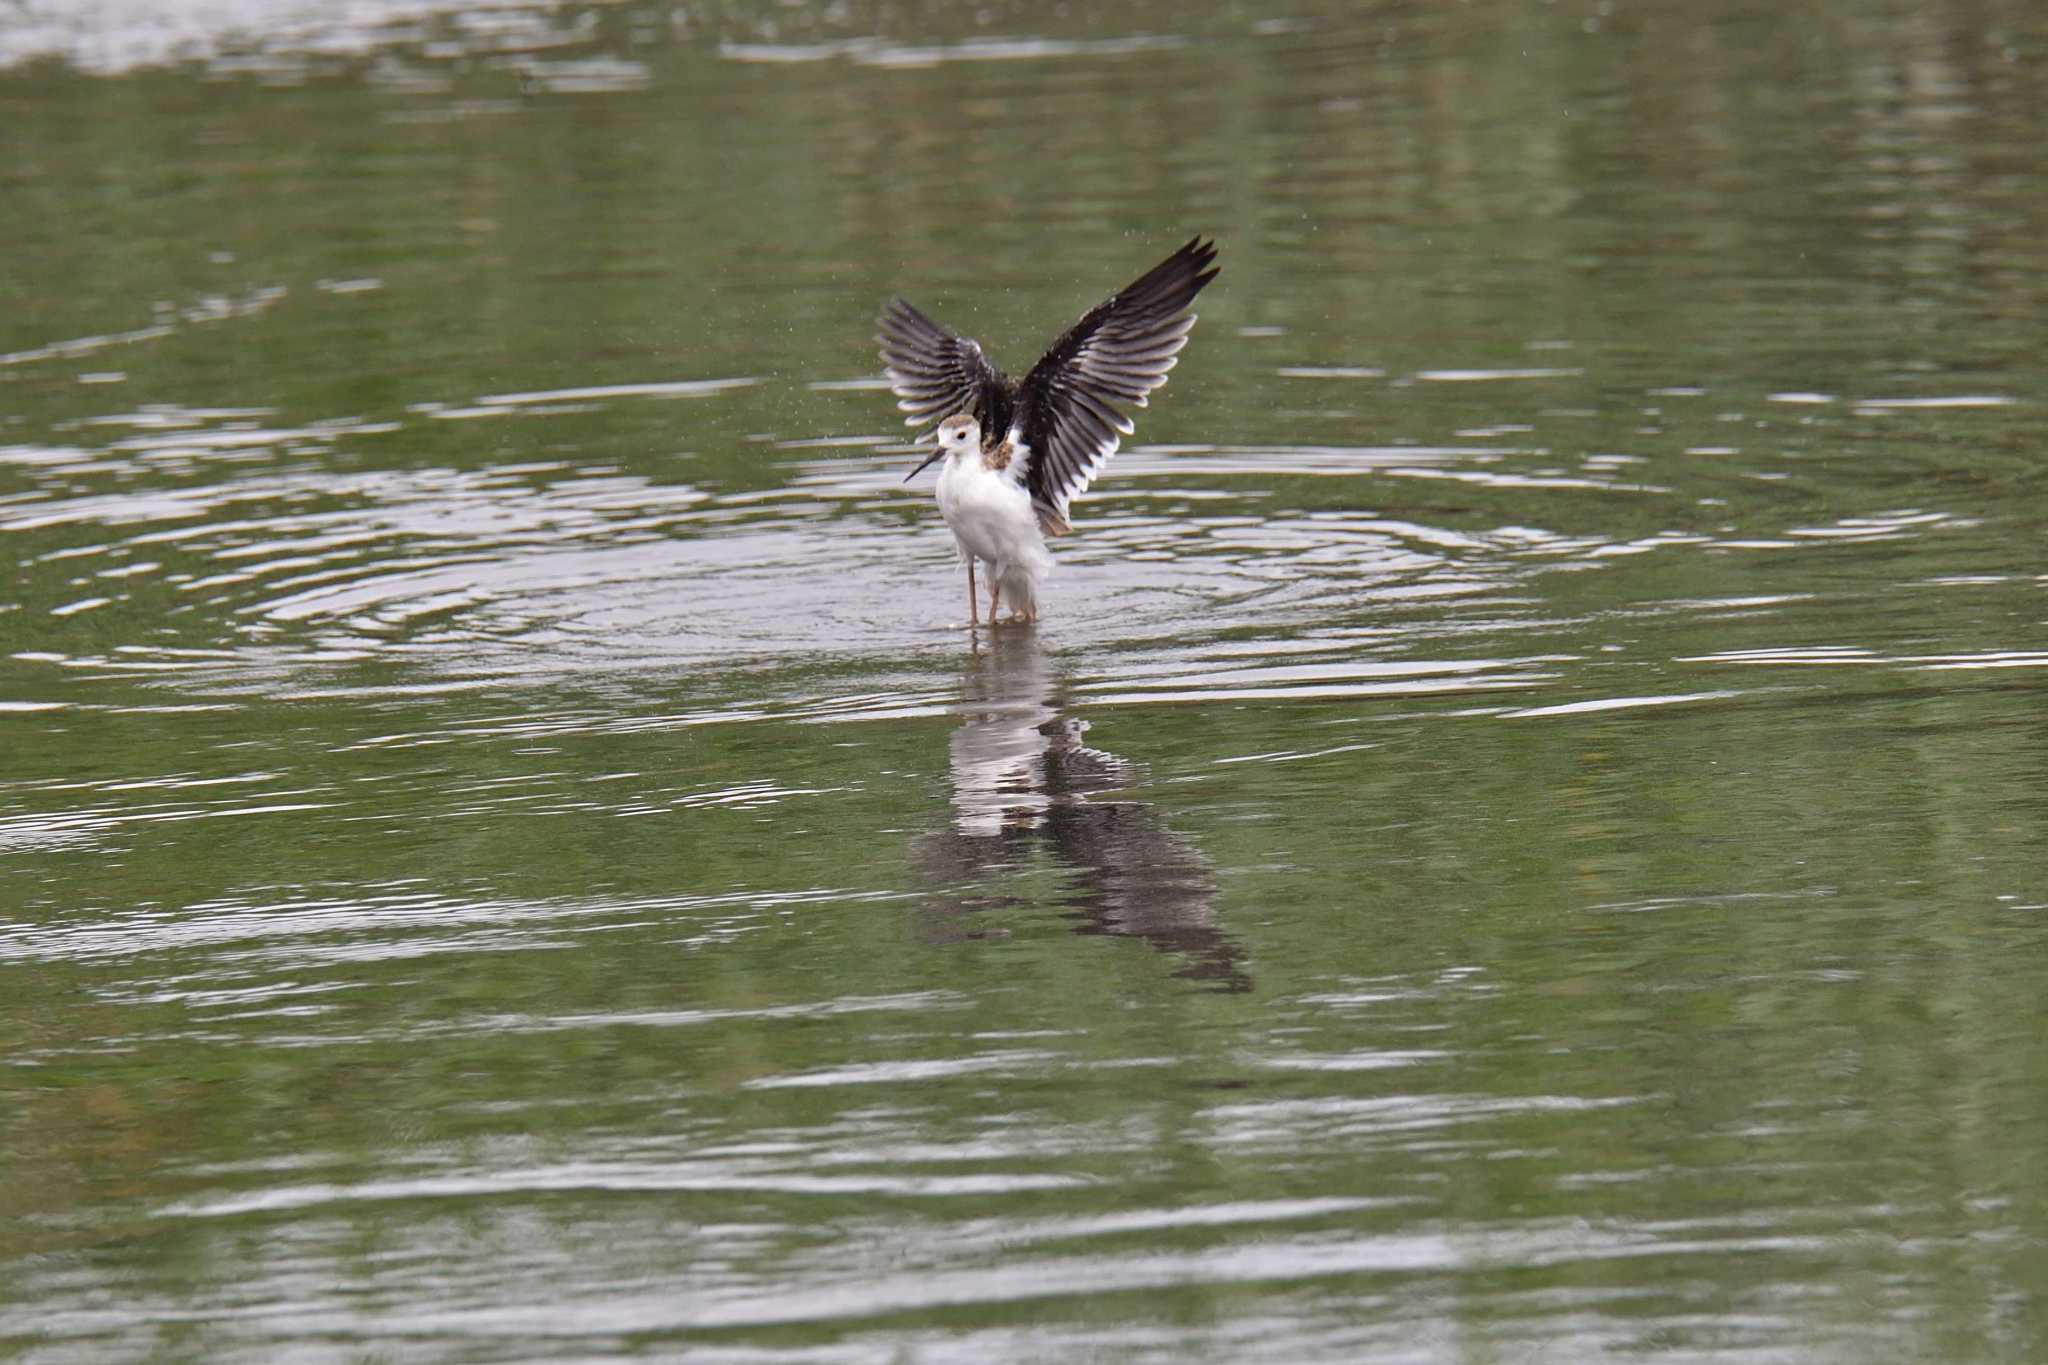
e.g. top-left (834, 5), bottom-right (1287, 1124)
top-left (880, 237), bottom-right (1220, 625)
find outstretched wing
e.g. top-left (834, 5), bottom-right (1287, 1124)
top-left (877, 297), bottom-right (1015, 439)
top-left (1017, 237), bottom-right (1219, 534)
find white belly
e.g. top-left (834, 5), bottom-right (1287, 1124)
top-left (934, 452), bottom-right (1052, 614)
top-left (935, 458), bottom-right (1044, 571)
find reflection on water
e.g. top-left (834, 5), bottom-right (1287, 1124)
top-left (917, 633), bottom-right (1249, 991)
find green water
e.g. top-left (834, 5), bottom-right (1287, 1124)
top-left (5, 2), bottom-right (2048, 1360)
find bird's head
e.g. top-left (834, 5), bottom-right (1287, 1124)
top-left (905, 413), bottom-right (982, 481)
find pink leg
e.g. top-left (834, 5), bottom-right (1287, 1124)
top-left (989, 579), bottom-right (1003, 624)
top-left (966, 560), bottom-right (979, 626)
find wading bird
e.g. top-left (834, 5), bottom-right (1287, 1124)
top-left (880, 237), bottom-right (1219, 625)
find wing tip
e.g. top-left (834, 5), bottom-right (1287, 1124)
top-left (1113, 236), bottom-right (1220, 316)
top-left (877, 295), bottom-right (941, 339)
top-left (1175, 235), bottom-right (1221, 273)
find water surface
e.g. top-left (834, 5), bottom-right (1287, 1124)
top-left (5, 2), bottom-right (2048, 1360)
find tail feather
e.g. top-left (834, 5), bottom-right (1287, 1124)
top-left (996, 552), bottom-right (1049, 617)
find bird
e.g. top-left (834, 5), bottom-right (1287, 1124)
top-left (879, 237), bottom-right (1220, 625)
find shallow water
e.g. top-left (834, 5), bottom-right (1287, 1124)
top-left (5, 2), bottom-right (2048, 1360)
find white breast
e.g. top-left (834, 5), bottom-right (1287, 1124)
top-left (936, 455), bottom-right (1042, 570)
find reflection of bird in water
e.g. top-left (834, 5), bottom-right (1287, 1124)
top-left (882, 238), bottom-right (1220, 625)
top-left (915, 631), bottom-right (1250, 992)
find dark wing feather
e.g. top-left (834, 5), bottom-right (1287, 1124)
top-left (1018, 237), bottom-right (1219, 533)
top-left (877, 297), bottom-right (1015, 439)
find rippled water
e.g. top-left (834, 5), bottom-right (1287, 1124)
top-left (6, 2), bottom-right (2048, 1360)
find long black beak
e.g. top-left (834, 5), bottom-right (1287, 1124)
top-left (903, 448), bottom-right (942, 483)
